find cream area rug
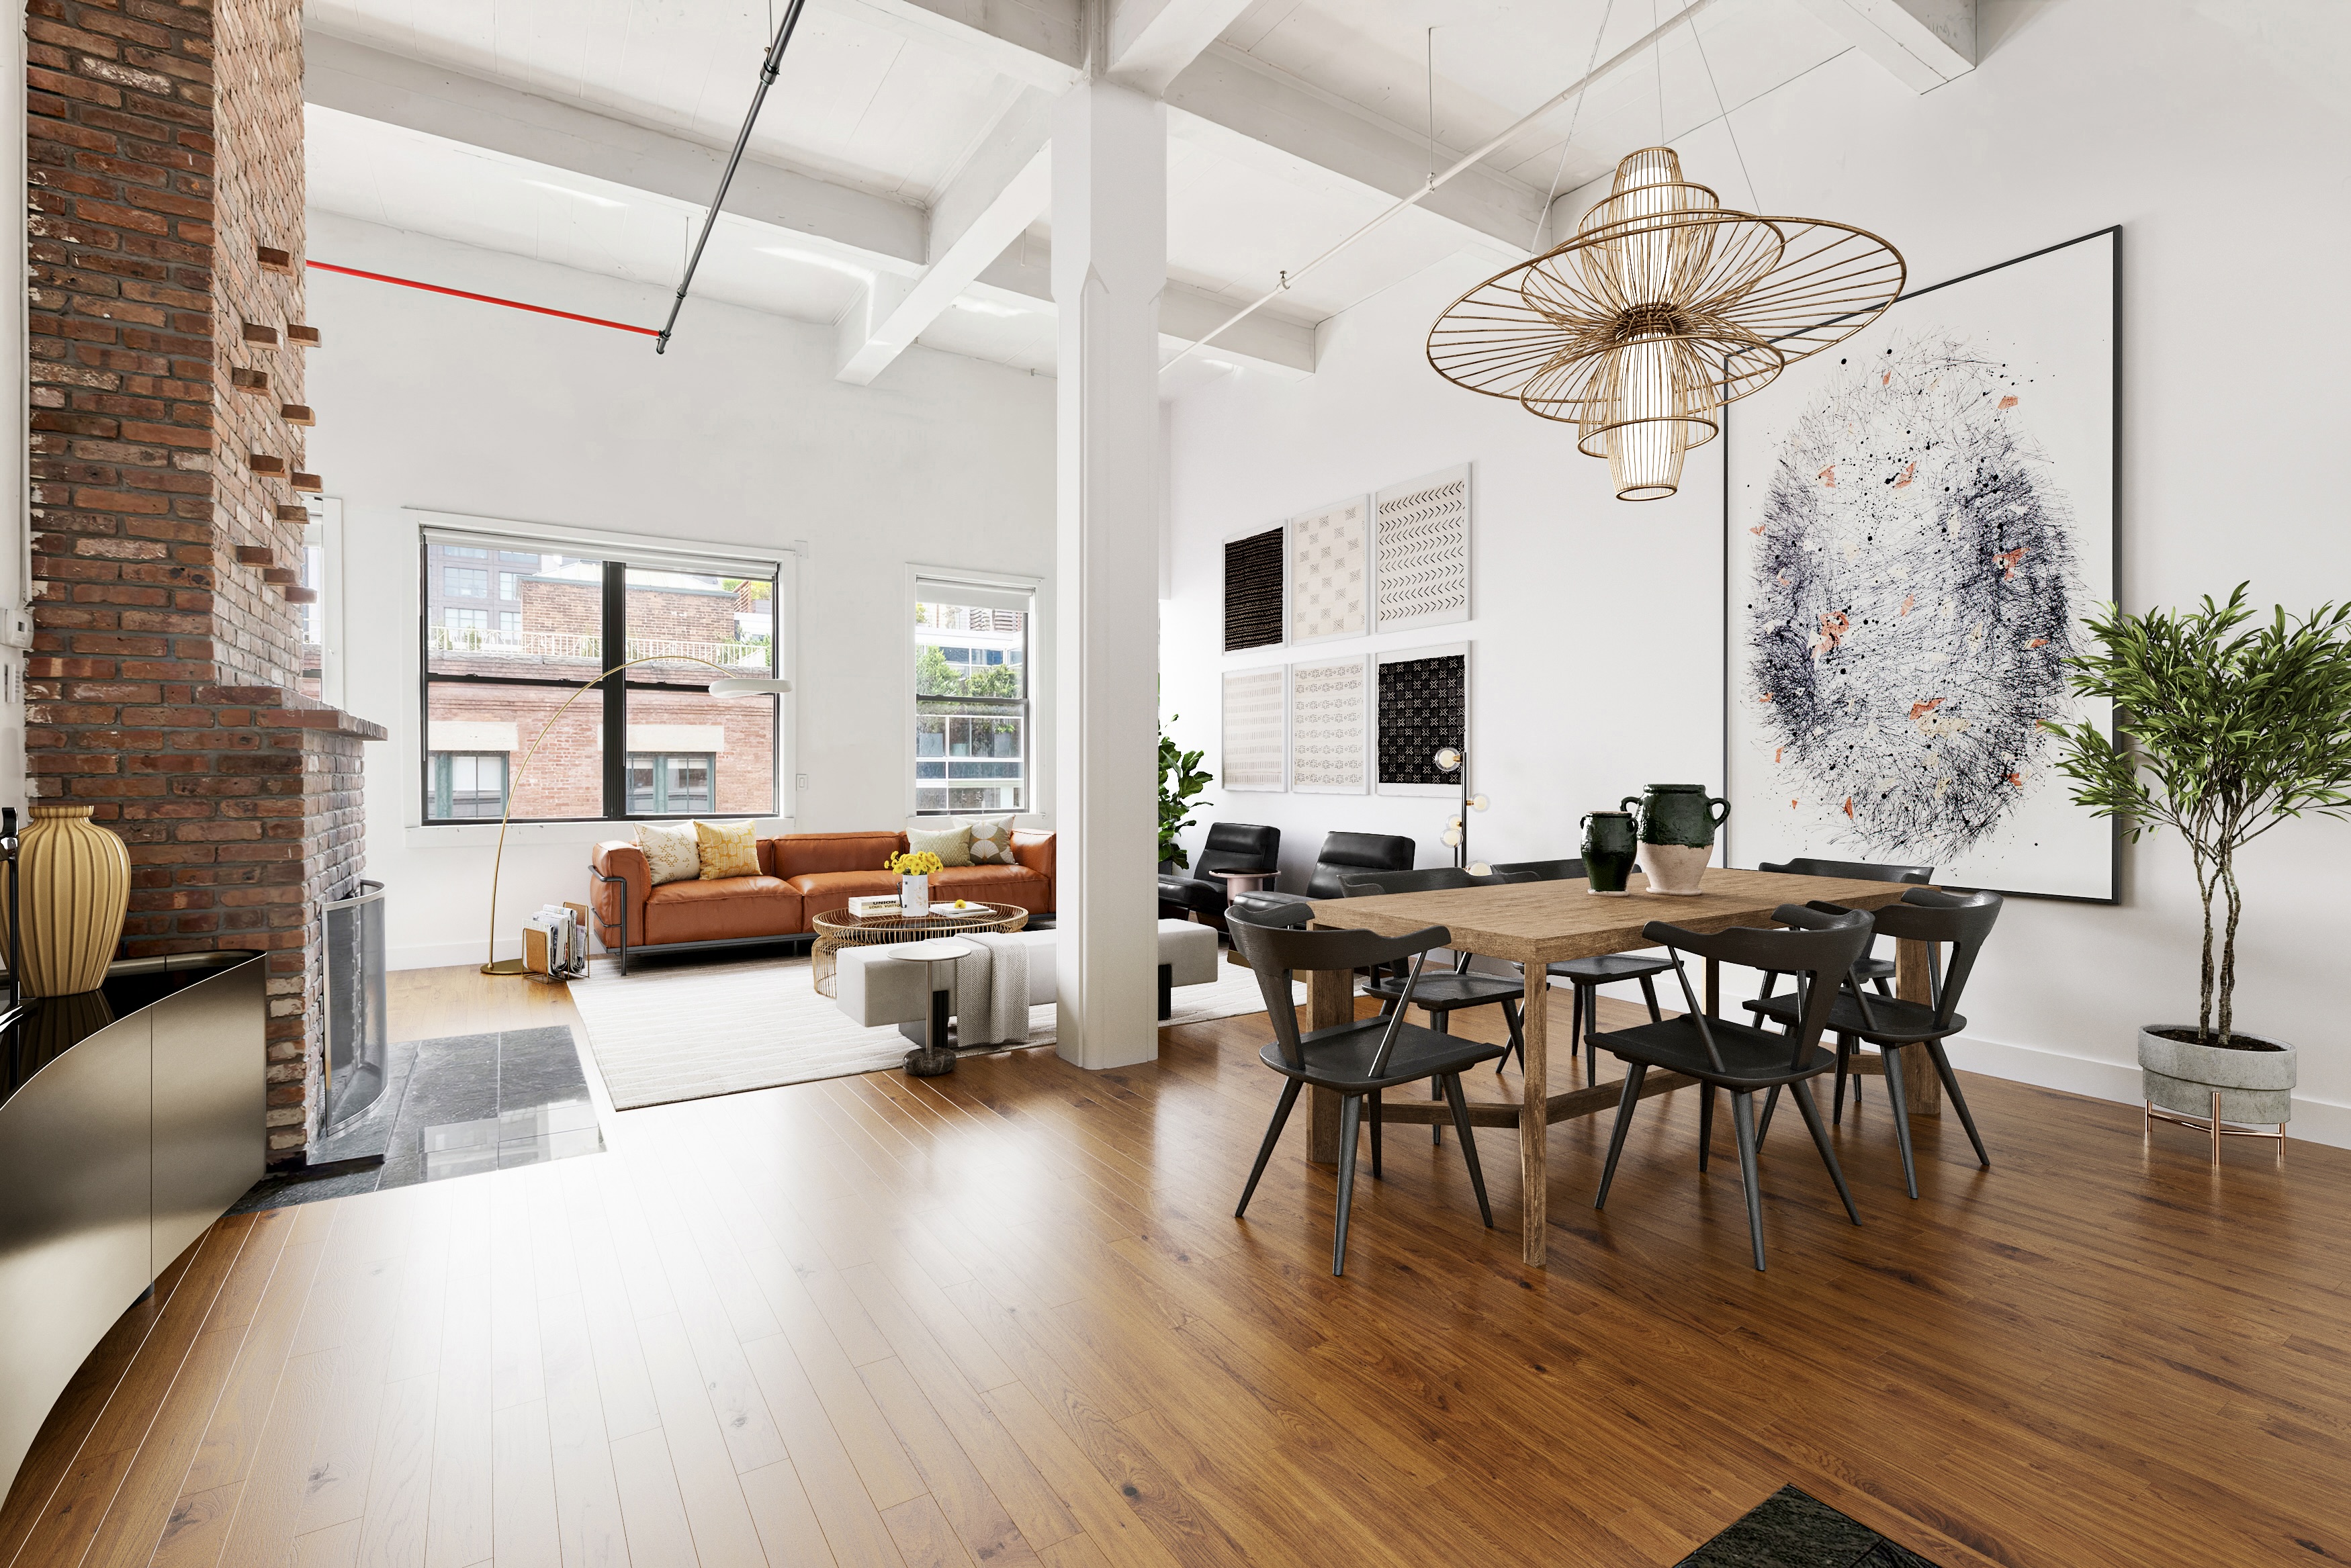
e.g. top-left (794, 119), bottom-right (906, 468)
top-left (568, 953), bottom-right (1301, 1111)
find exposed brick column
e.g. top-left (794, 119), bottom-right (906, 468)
top-left (24, 0), bottom-right (379, 1162)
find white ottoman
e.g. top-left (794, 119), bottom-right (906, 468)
top-left (834, 919), bottom-right (1218, 1031)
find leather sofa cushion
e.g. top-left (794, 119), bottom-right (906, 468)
top-left (787, 870), bottom-right (901, 925)
top-left (930, 865), bottom-right (1048, 913)
top-left (772, 832), bottom-right (905, 878)
top-left (642, 875), bottom-right (804, 946)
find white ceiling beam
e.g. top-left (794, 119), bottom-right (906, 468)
top-left (836, 91), bottom-right (1055, 383)
top-left (1791, 0), bottom-right (1974, 91)
top-left (304, 31), bottom-right (928, 271)
top-left (1163, 45), bottom-right (1547, 254)
top-left (1106, 0), bottom-right (1257, 96)
top-left (815, 0), bottom-right (1085, 89)
top-left (973, 248), bottom-right (1314, 377)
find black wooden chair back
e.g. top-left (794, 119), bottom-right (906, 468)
top-left (1643, 907), bottom-right (1873, 1073)
top-left (1487, 858), bottom-right (1585, 881)
top-left (1857, 886), bottom-right (2002, 1031)
top-left (1225, 902), bottom-right (1449, 1074)
top-left (1759, 856), bottom-right (1934, 884)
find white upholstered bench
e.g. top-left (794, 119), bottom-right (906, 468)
top-left (832, 918), bottom-right (1220, 1040)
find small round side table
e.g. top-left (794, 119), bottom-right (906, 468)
top-left (1210, 868), bottom-right (1278, 898)
top-left (889, 937), bottom-right (973, 1076)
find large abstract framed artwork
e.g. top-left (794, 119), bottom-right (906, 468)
top-left (1724, 227), bottom-right (2120, 903)
top-left (1221, 665), bottom-right (1287, 792)
top-left (1376, 644), bottom-right (1468, 798)
top-left (1287, 496), bottom-right (1368, 643)
top-left (1374, 467), bottom-right (1470, 633)
top-left (1289, 654), bottom-right (1369, 794)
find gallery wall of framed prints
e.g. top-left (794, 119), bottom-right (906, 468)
top-left (1214, 465), bottom-right (1476, 800)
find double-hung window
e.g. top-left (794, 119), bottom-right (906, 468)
top-left (420, 529), bottom-right (785, 824)
top-left (912, 574), bottom-right (1032, 815)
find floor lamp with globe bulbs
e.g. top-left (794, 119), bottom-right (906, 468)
top-left (1433, 746), bottom-right (1490, 876)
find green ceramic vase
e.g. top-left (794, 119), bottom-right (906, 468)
top-left (1621, 784), bottom-right (1730, 896)
top-left (1580, 812), bottom-right (1638, 896)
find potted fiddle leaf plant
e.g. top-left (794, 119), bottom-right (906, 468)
top-left (1159, 718), bottom-right (1212, 872)
top-left (2051, 585), bottom-right (2351, 1146)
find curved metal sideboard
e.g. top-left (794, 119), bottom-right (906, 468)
top-left (0, 951), bottom-right (266, 1493)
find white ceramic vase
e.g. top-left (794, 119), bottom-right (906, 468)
top-left (900, 874), bottom-right (931, 917)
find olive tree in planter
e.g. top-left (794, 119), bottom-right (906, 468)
top-left (2051, 585), bottom-right (2351, 1155)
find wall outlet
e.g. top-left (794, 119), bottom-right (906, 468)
top-left (795, 774), bottom-right (809, 792)
top-left (0, 608), bottom-right (31, 651)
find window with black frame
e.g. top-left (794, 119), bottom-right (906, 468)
top-left (913, 576), bottom-right (1030, 815)
top-left (420, 531), bottom-right (781, 823)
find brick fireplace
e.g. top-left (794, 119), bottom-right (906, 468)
top-left (25, 0), bottom-right (382, 1161)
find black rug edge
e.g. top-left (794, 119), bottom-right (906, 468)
top-left (1675, 1485), bottom-right (1945, 1568)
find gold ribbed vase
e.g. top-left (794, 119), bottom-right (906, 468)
top-left (3, 804), bottom-right (130, 997)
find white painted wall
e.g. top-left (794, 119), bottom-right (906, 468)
top-left (306, 212), bottom-right (1055, 969)
top-left (1161, 0), bottom-right (2351, 1145)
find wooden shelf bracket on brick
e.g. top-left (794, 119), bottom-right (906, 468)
top-left (235, 546), bottom-right (274, 566)
top-left (279, 404), bottom-right (314, 426)
top-left (285, 324), bottom-right (321, 347)
top-left (249, 453), bottom-right (287, 475)
top-left (257, 244), bottom-right (294, 273)
top-left (290, 472), bottom-right (322, 493)
top-left (231, 367), bottom-right (271, 395)
top-left (275, 504), bottom-right (310, 523)
top-left (241, 322), bottom-right (279, 345)
top-left (280, 587), bottom-right (319, 604)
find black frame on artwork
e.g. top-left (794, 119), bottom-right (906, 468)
top-left (1719, 224), bottom-right (2123, 905)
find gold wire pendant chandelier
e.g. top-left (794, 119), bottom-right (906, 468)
top-left (1427, 146), bottom-right (1905, 501)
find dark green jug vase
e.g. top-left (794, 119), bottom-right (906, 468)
top-left (1580, 811), bottom-right (1638, 896)
top-left (1620, 784), bottom-right (1730, 895)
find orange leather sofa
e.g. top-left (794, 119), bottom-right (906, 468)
top-left (589, 829), bottom-right (1055, 972)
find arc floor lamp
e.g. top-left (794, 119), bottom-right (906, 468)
top-left (480, 655), bottom-right (791, 975)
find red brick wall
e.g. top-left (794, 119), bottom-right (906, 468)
top-left (25, 0), bottom-right (380, 1163)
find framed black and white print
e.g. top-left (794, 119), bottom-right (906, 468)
top-left (1286, 497), bottom-right (1369, 644)
top-left (1374, 467), bottom-right (1470, 633)
top-left (1221, 665), bottom-right (1287, 792)
top-left (1376, 643), bottom-right (1468, 798)
top-left (1724, 226), bottom-right (2120, 902)
top-left (1223, 525), bottom-right (1284, 653)
top-left (1288, 654), bottom-right (1369, 794)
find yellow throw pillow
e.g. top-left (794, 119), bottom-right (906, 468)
top-left (636, 820), bottom-right (701, 886)
top-left (693, 819), bottom-right (761, 880)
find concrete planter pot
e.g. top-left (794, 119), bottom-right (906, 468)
top-left (2139, 1025), bottom-right (2296, 1125)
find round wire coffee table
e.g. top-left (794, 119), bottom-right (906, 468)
top-left (810, 901), bottom-right (1030, 998)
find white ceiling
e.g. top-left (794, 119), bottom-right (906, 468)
top-left (298, 0), bottom-right (1883, 380)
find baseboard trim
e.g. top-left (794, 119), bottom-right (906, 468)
top-left (1943, 1032), bottom-right (2351, 1152)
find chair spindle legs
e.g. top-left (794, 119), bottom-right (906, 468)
top-left (1235, 1078), bottom-right (1302, 1219)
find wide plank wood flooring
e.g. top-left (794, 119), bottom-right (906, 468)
top-left (4, 963), bottom-right (2346, 1567)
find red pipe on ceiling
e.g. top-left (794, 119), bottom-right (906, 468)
top-left (304, 260), bottom-right (660, 338)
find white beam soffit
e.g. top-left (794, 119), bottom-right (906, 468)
top-left (1106, 0), bottom-right (1258, 96)
top-left (817, 0), bottom-right (1085, 89)
top-left (304, 31), bottom-right (926, 272)
top-left (836, 89), bottom-right (1055, 384)
top-left (973, 249), bottom-right (1315, 376)
top-left (1791, 0), bottom-right (1975, 91)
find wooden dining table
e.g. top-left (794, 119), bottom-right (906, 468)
top-left (1302, 867), bottom-right (1937, 1268)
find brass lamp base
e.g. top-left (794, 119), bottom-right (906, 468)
top-left (482, 959), bottom-right (527, 977)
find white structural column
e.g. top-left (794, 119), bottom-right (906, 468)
top-left (1052, 81), bottom-right (1165, 1070)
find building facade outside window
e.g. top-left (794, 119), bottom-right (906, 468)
top-left (420, 533), bottom-right (783, 823)
top-left (912, 575), bottom-right (1031, 815)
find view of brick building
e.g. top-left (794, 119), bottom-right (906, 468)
top-left (422, 543), bottom-right (777, 821)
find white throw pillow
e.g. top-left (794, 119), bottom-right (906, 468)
top-left (964, 816), bottom-right (1019, 866)
top-left (636, 820), bottom-right (701, 886)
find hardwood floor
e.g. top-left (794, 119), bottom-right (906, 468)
top-left (5, 964), bottom-right (2346, 1567)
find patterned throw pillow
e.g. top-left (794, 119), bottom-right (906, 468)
top-left (906, 822), bottom-right (973, 867)
top-left (635, 820), bottom-right (701, 886)
top-left (964, 816), bottom-right (1018, 866)
top-left (693, 819), bottom-right (761, 880)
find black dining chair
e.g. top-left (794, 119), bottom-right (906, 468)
top-left (1226, 899), bottom-right (1501, 1276)
top-left (1486, 856), bottom-right (1674, 1084)
top-left (1757, 857), bottom-right (1933, 996)
top-left (1587, 907), bottom-right (1873, 1271)
top-left (1748, 887), bottom-right (2002, 1199)
top-left (1341, 866), bottom-right (1533, 1146)
top-left (1157, 821), bottom-right (1282, 929)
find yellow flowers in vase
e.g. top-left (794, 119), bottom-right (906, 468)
top-left (886, 849), bottom-right (942, 916)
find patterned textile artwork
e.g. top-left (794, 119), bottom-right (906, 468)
top-left (1221, 667), bottom-right (1287, 793)
top-left (1726, 229), bottom-right (2117, 901)
top-left (1288, 655), bottom-right (1368, 793)
top-left (1287, 497), bottom-right (1368, 643)
top-left (1223, 526), bottom-right (1284, 651)
top-left (1374, 467), bottom-right (1470, 632)
top-left (1377, 649), bottom-right (1466, 790)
